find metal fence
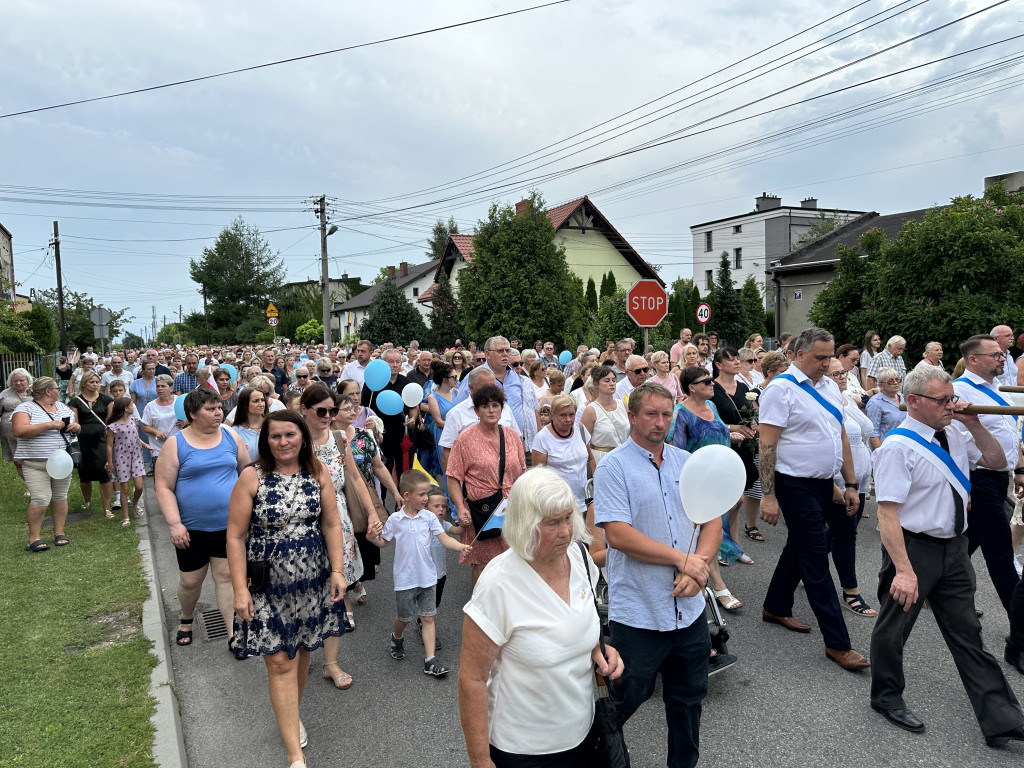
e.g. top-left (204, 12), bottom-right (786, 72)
top-left (0, 352), bottom-right (55, 385)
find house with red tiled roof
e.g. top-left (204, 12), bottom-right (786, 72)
top-left (417, 196), bottom-right (662, 308)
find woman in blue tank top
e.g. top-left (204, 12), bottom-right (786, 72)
top-left (155, 388), bottom-right (248, 651)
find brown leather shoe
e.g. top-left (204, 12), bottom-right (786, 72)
top-left (762, 610), bottom-right (811, 633)
top-left (826, 647), bottom-right (870, 670)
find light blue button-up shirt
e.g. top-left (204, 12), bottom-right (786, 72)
top-left (593, 438), bottom-right (706, 632)
top-left (455, 362), bottom-right (525, 432)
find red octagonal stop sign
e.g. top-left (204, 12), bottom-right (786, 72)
top-left (626, 279), bottom-right (668, 327)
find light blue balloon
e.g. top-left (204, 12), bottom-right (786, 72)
top-left (173, 394), bottom-right (187, 421)
top-left (376, 389), bottom-right (404, 416)
top-left (299, 354), bottom-right (309, 360)
top-left (220, 364), bottom-right (238, 384)
top-left (364, 359), bottom-right (391, 392)
top-left (558, 350), bottom-right (572, 366)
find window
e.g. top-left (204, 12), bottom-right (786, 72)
top-left (412, 287), bottom-right (419, 296)
top-left (705, 270), bottom-right (713, 289)
top-left (733, 224), bottom-right (742, 234)
top-left (704, 231), bottom-right (713, 252)
top-left (734, 248), bottom-right (742, 269)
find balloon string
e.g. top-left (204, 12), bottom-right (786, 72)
top-left (678, 523), bottom-right (700, 585)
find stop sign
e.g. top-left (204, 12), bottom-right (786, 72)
top-left (626, 279), bottom-right (669, 327)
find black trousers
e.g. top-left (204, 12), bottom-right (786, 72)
top-left (763, 473), bottom-right (852, 650)
top-left (870, 532), bottom-right (1024, 736)
top-left (966, 468), bottom-right (1018, 611)
top-left (1010, 573), bottom-right (1024, 653)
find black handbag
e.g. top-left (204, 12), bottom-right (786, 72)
top-left (38, 404), bottom-right (82, 467)
top-left (465, 427), bottom-right (505, 541)
top-left (578, 542), bottom-right (630, 768)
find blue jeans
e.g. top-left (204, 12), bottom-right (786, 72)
top-left (610, 618), bottom-right (709, 768)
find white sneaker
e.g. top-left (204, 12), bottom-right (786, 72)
top-left (298, 720), bottom-right (308, 748)
top-left (1014, 554), bottom-right (1022, 578)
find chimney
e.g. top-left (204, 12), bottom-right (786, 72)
top-left (515, 199), bottom-right (529, 216)
top-left (341, 273), bottom-right (348, 280)
top-left (800, 197), bottom-right (818, 209)
top-left (399, 261), bottom-right (409, 277)
top-left (387, 266), bottom-right (396, 280)
top-left (755, 193), bottom-right (782, 212)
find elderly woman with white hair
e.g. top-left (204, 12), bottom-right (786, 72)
top-left (1, 367), bottom-right (34, 482)
top-left (915, 341), bottom-right (945, 371)
top-left (459, 468), bottom-right (623, 768)
top-left (866, 366), bottom-right (905, 443)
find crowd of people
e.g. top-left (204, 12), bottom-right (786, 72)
top-left (5, 326), bottom-right (1024, 767)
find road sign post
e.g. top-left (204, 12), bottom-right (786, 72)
top-left (626, 279), bottom-right (668, 352)
top-left (696, 302), bottom-right (711, 331)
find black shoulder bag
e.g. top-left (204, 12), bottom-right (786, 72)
top-left (38, 403), bottom-right (82, 467)
top-left (578, 541), bottom-right (630, 768)
top-left (465, 427), bottom-right (505, 540)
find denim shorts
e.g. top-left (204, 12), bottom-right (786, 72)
top-left (395, 585), bottom-right (437, 622)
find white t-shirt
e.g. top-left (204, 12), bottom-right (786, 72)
top-left (463, 545), bottom-right (599, 755)
top-left (225, 397), bottom-right (285, 424)
top-left (141, 400), bottom-right (181, 457)
top-left (438, 398), bottom-right (520, 449)
top-left (381, 508), bottom-right (444, 591)
top-left (100, 370), bottom-right (135, 390)
top-left (530, 425), bottom-right (591, 506)
top-left (13, 401), bottom-right (76, 460)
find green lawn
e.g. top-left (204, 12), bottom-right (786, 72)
top-left (0, 462), bottom-right (156, 768)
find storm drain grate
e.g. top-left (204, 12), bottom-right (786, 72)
top-left (199, 609), bottom-right (229, 641)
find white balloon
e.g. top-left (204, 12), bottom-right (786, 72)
top-left (678, 445), bottom-right (746, 525)
top-left (402, 382), bottom-right (425, 408)
top-left (46, 449), bottom-right (74, 480)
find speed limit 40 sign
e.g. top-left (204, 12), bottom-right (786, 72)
top-left (696, 302), bottom-right (711, 327)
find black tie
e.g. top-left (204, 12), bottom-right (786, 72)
top-left (933, 430), bottom-right (965, 536)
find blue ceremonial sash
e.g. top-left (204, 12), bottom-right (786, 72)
top-left (888, 427), bottom-right (971, 499)
top-left (953, 377), bottom-right (1010, 407)
top-left (774, 373), bottom-right (843, 425)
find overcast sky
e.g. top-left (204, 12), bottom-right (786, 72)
top-left (2, 0), bottom-right (1021, 342)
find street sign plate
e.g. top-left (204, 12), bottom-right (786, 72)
top-left (93, 324), bottom-right (109, 339)
top-left (267, 317), bottom-right (279, 327)
top-left (696, 302), bottom-right (711, 325)
top-left (626, 279), bottom-right (668, 328)
top-left (89, 306), bottom-right (112, 325)
top-left (266, 302), bottom-right (279, 317)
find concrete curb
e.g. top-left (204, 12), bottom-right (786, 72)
top-left (138, 519), bottom-right (189, 768)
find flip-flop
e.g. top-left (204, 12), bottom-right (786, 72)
top-left (25, 539), bottom-right (49, 552)
top-left (54, 535), bottom-right (69, 547)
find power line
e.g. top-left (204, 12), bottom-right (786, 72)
top-left (0, 1), bottom-right (570, 120)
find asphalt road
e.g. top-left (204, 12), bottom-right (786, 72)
top-left (144, 481), bottom-right (1024, 768)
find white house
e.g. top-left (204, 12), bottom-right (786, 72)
top-left (332, 260), bottom-right (439, 336)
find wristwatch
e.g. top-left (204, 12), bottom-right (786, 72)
top-left (845, 482), bottom-right (859, 489)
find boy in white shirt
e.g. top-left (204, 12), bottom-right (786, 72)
top-left (370, 470), bottom-right (471, 677)
top-left (424, 487), bottom-right (462, 651)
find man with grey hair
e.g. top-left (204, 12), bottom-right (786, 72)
top-left (439, 366), bottom-right (520, 469)
top-left (562, 344), bottom-right (590, 380)
top-left (867, 335), bottom-right (907, 388)
top-left (615, 354), bottom-right (650, 401)
top-left (455, 336), bottom-right (525, 435)
top-left (611, 339), bottom-right (633, 382)
top-left (758, 327), bottom-right (870, 671)
top-left (951, 334), bottom-right (1024, 613)
top-left (595, 381), bottom-right (723, 768)
top-left (991, 325), bottom-right (1017, 388)
top-left (869, 365), bottom-right (1024, 744)
top-left (361, 348), bottom-right (410, 505)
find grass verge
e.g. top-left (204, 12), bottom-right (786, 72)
top-left (0, 461), bottom-right (156, 768)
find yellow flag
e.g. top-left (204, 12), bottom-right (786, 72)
top-left (412, 454), bottom-right (440, 486)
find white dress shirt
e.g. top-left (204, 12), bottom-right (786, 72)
top-left (758, 366), bottom-right (845, 479)
top-left (339, 360), bottom-right (367, 388)
top-left (614, 377), bottom-right (634, 402)
top-left (951, 370), bottom-right (1019, 472)
top-left (438, 398), bottom-right (520, 449)
top-left (873, 415), bottom-right (978, 538)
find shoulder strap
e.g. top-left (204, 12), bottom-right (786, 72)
top-left (576, 541), bottom-right (605, 657)
top-left (888, 427), bottom-right (971, 499)
top-left (953, 377), bottom-right (1010, 407)
top-left (332, 430), bottom-right (348, 460)
top-left (774, 373), bottom-right (843, 425)
top-left (498, 426), bottom-right (506, 489)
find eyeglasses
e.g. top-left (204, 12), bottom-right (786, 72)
top-left (313, 406), bottom-right (340, 418)
top-left (295, 374), bottom-right (309, 379)
top-left (493, 347), bottom-right (510, 354)
top-left (510, 362), bottom-right (522, 368)
top-left (974, 352), bottom-right (1006, 359)
top-left (882, 378), bottom-right (902, 385)
top-left (827, 372), bottom-right (846, 379)
top-left (693, 379), bottom-right (713, 387)
top-left (913, 394), bottom-right (960, 406)
top-left (474, 357), bottom-right (485, 363)
top-left (631, 367), bottom-right (649, 375)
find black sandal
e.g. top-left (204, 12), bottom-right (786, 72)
top-left (744, 525), bottom-right (765, 542)
top-left (176, 618), bottom-right (194, 646)
top-left (843, 592), bottom-right (877, 616)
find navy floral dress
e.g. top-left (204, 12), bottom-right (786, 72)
top-left (233, 467), bottom-right (345, 659)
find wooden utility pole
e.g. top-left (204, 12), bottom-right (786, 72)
top-left (319, 195), bottom-right (330, 347)
top-left (52, 221), bottom-right (67, 355)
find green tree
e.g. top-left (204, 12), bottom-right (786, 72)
top-left (590, 288), bottom-right (675, 351)
top-left (0, 276), bottom-right (37, 353)
top-left (35, 288), bottom-right (131, 352)
top-left (670, 278), bottom-right (700, 335)
top-left (599, 270), bottom-right (618, 304)
top-left (809, 183), bottom-right (1024, 365)
top-left (427, 217), bottom-right (459, 261)
top-left (585, 276), bottom-right (599, 312)
top-left (428, 270), bottom-right (463, 351)
top-left (458, 192), bottom-right (581, 347)
top-left (295, 319), bottom-right (324, 344)
top-left (740, 275), bottom-right (767, 338)
top-left (708, 252), bottom-right (748, 348)
top-left (24, 304), bottom-right (57, 351)
top-left (122, 331), bottom-right (145, 349)
top-left (792, 209), bottom-right (845, 250)
top-left (188, 217), bottom-right (284, 344)
top-left (156, 323), bottom-right (195, 347)
top-left (359, 278), bottom-right (428, 345)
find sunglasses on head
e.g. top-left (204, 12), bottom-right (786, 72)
top-left (313, 406), bottom-right (340, 418)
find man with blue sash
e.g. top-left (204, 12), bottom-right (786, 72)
top-left (869, 366), bottom-right (1024, 746)
top-left (951, 334), bottom-right (1024, 613)
top-left (758, 327), bottom-right (870, 671)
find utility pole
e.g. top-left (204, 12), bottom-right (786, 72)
top-left (319, 195), bottom-right (331, 347)
top-left (202, 283), bottom-right (210, 344)
top-left (52, 221), bottom-right (67, 355)
top-left (151, 306), bottom-right (157, 343)
top-left (178, 304), bottom-right (183, 324)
